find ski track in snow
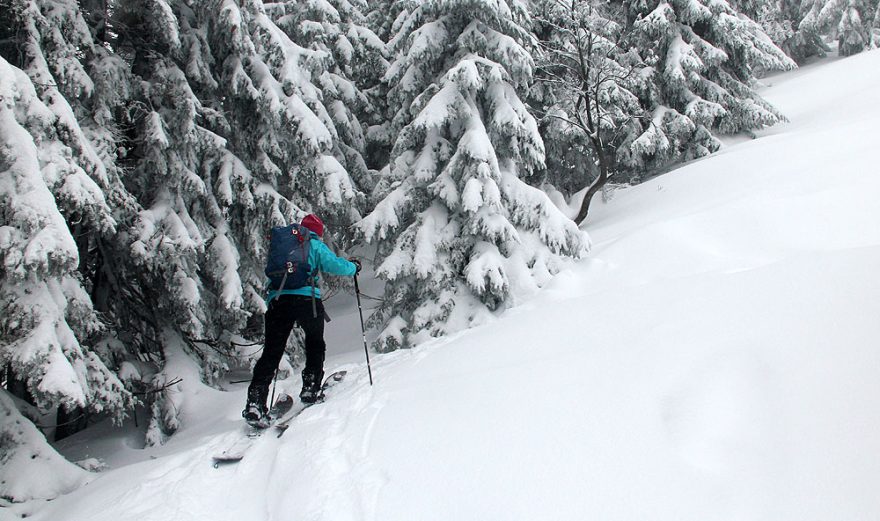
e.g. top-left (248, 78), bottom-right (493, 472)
top-left (263, 362), bottom-right (400, 521)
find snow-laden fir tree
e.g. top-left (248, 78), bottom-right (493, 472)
top-left (360, 0), bottom-right (590, 352)
top-left (780, 0), bottom-right (878, 60)
top-left (363, 0), bottom-right (411, 176)
top-left (835, 0), bottom-right (878, 55)
top-left (620, 0), bottom-right (796, 171)
top-left (775, 0), bottom-right (833, 60)
top-left (268, 0), bottom-right (390, 242)
top-left (0, 0), bottom-right (133, 452)
top-left (875, 0), bottom-right (880, 32)
top-left (730, 0), bottom-right (797, 49)
top-left (365, 0), bottom-right (402, 42)
top-left (111, 0), bottom-right (370, 338)
top-left (807, 0), bottom-right (878, 56)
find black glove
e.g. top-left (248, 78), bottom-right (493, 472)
top-left (350, 258), bottom-right (362, 275)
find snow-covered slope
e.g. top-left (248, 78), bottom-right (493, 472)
top-left (22, 50), bottom-right (880, 521)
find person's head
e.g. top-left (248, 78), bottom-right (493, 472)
top-left (301, 213), bottom-right (324, 237)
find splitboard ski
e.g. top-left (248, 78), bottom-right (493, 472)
top-left (212, 393), bottom-right (295, 466)
top-left (212, 370), bottom-right (347, 466)
top-left (275, 370), bottom-right (346, 438)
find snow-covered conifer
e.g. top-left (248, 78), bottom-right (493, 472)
top-left (268, 0), bottom-right (389, 242)
top-left (834, 0), bottom-right (879, 55)
top-left (360, 0), bottom-right (589, 351)
top-left (792, 0), bottom-right (879, 59)
top-left (0, 0), bottom-right (133, 470)
top-left (0, 0), bottom-right (133, 423)
top-left (731, 0), bottom-right (796, 48)
top-left (365, 0), bottom-right (403, 42)
top-left (621, 0), bottom-right (796, 170)
top-left (777, 0), bottom-right (831, 60)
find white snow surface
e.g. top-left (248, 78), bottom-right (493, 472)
top-left (19, 50), bottom-right (880, 520)
top-left (0, 392), bottom-right (88, 503)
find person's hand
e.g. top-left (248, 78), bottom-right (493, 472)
top-left (350, 258), bottom-right (362, 275)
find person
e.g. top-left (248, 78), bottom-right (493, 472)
top-left (243, 213), bottom-right (361, 423)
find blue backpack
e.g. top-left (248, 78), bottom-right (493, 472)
top-left (265, 224), bottom-right (313, 295)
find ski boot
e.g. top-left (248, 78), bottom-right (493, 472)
top-left (299, 371), bottom-right (324, 404)
top-left (242, 386), bottom-right (268, 426)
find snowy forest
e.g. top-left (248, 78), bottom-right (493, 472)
top-left (1, 0), bottom-right (879, 482)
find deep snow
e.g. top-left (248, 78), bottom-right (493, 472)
top-left (11, 49), bottom-right (880, 521)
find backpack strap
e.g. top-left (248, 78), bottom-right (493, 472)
top-left (304, 236), bottom-right (328, 322)
top-left (311, 275), bottom-right (317, 319)
top-left (307, 236), bottom-right (318, 319)
top-left (270, 260), bottom-right (295, 302)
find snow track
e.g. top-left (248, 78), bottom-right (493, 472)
top-left (265, 371), bottom-right (387, 521)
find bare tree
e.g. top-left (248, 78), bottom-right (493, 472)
top-left (534, 0), bottom-right (645, 224)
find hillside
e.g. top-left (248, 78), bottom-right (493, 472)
top-left (13, 49), bottom-right (880, 521)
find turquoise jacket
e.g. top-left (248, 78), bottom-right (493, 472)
top-left (265, 232), bottom-right (357, 303)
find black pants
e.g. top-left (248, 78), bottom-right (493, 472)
top-left (248, 295), bottom-right (325, 403)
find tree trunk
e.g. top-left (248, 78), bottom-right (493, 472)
top-left (5, 364), bottom-right (34, 405)
top-left (0, 0), bottom-right (26, 68)
top-left (55, 404), bottom-right (89, 441)
top-left (574, 147), bottom-right (610, 225)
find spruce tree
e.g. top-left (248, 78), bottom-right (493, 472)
top-left (620, 0), bottom-right (796, 171)
top-left (268, 0), bottom-right (389, 245)
top-left (875, 2), bottom-right (880, 39)
top-left (833, 0), bottom-right (879, 55)
top-left (365, 0), bottom-right (399, 42)
top-left (731, 0), bottom-right (796, 50)
top-left (778, 0), bottom-right (832, 61)
top-left (0, 0), bottom-right (133, 454)
top-left (791, 0), bottom-right (879, 60)
top-left (360, 0), bottom-right (589, 352)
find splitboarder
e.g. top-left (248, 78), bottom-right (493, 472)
top-left (243, 213), bottom-right (361, 424)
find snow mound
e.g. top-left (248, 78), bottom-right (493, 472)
top-left (0, 391), bottom-right (89, 502)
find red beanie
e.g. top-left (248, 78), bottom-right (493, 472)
top-left (301, 214), bottom-right (324, 237)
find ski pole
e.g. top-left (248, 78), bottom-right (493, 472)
top-left (353, 274), bottom-right (373, 385)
